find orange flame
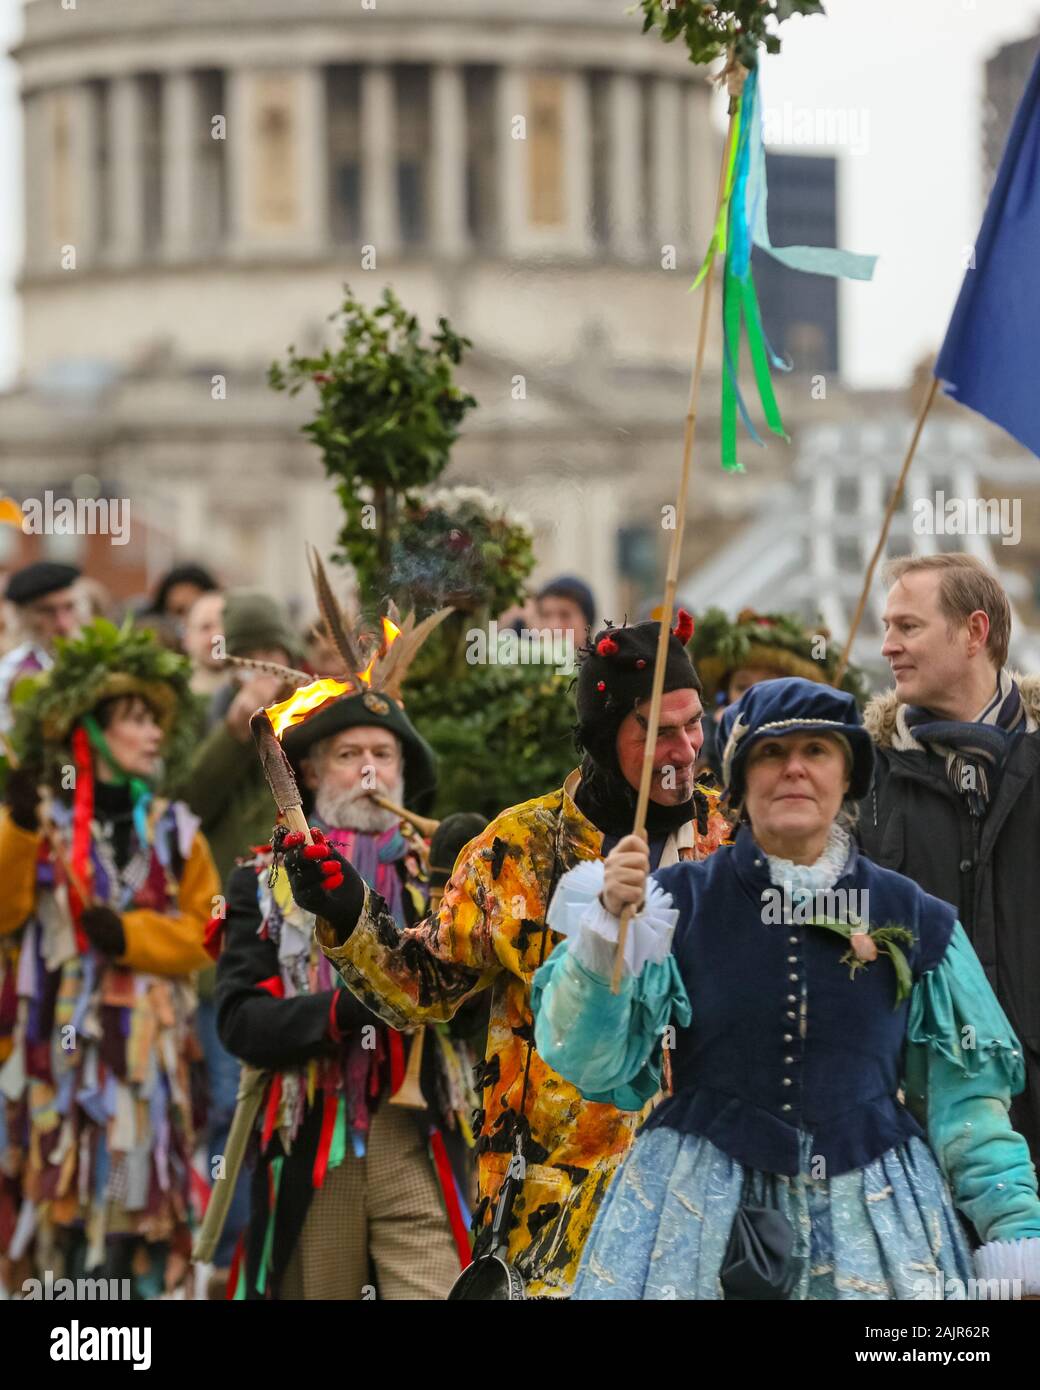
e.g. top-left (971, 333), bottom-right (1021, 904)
top-left (357, 616), bottom-right (402, 687)
top-left (266, 677), bottom-right (352, 738)
top-left (263, 618), bottom-right (403, 738)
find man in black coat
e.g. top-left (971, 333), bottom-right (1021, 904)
top-left (215, 690), bottom-right (482, 1299)
top-left (858, 553), bottom-right (1040, 1164)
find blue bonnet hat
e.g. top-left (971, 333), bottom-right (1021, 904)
top-left (720, 676), bottom-right (873, 803)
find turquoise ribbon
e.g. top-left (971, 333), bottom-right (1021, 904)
top-left (712, 66), bottom-right (878, 470)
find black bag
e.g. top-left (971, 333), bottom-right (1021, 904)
top-left (720, 1172), bottom-right (800, 1301)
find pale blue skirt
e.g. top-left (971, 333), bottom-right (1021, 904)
top-left (571, 1127), bottom-right (975, 1300)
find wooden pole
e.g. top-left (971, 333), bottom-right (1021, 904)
top-left (832, 375), bottom-right (940, 688)
top-left (610, 87), bottom-right (742, 993)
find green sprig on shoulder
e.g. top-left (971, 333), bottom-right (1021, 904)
top-left (807, 918), bottom-right (916, 1008)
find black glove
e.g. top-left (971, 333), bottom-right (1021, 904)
top-left (80, 905), bottom-right (126, 958)
top-left (280, 827), bottom-right (365, 937)
top-left (5, 766), bottom-right (42, 832)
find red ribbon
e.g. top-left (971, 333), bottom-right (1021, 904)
top-left (260, 1073), bottom-right (282, 1153)
top-left (202, 915), bottom-right (225, 962)
top-left (387, 1029), bottom-right (406, 1096)
top-left (312, 1089), bottom-right (339, 1190)
top-left (225, 1233), bottom-right (245, 1301)
top-left (69, 725), bottom-right (95, 953)
top-left (428, 1126), bottom-right (471, 1270)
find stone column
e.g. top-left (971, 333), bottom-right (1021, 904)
top-left (162, 70), bottom-right (197, 261)
top-left (650, 78), bottom-right (682, 252)
top-left (495, 65), bottom-right (527, 257)
top-left (430, 63), bottom-right (468, 258)
top-left (360, 64), bottom-right (398, 258)
top-left (108, 74), bottom-right (144, 265)
top-left (607, 71), bottom-right (641, 260)
top-left (224, 67), bottom-right (251, 254)
top-left (297, 64), bottom-right (329, 253)
top-left (563, 68), bottom-right (592, 255)
top-left (22, 91), bottom-right (48, 273)
top-left (41, 84), bottom-right (100, 269)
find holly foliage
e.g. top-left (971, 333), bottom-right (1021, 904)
top-left (269, 286), bottom-right (478, 589)
top-left (638, 0), bottom-right (826, 68)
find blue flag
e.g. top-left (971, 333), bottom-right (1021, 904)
top-left (935, 49), bottom-right (1040, 457)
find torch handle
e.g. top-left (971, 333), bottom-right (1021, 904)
top-left (281, 805), bottom-right (314, 845)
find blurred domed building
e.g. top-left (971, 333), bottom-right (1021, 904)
top-left (0, 0), bottom-right (724, 614)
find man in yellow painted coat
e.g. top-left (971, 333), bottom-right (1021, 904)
top-left (284, 612), bottom-right (729, 1297)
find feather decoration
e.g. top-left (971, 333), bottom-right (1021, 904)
top-left (304, 548), bottom-right (453, 699)
top-left (374, 606), bottom-right (452, 701)
top-left (224, 655), bottom-right (312, 685)
top-left (307, 544), bottom-right (366, 673)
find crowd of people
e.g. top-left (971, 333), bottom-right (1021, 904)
top-left (0, 548), bottom-right (1037, 1301)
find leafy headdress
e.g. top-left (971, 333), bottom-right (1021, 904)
top-left (11, 616), bottom-right (195, 786)
top-left (691, 607), bottom-right (868, 705)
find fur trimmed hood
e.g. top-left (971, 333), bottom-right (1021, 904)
top-left (863, 671), bottom-right (1040, 748)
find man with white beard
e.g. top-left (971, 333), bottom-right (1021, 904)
top-left (215, 687), bottom-right (477, 1300)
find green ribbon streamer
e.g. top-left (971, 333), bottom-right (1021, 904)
top-left (721, 267), bottom-right (743, 471)
top-left (255, 1155), bottom-right (284, 1295)
top-left (328, 1095), bottom-right (347, 1173)
top-left (740, 272), bottom-right (788, 442)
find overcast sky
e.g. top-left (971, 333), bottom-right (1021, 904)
top-left (0, 0), bottom-right (1038, 390)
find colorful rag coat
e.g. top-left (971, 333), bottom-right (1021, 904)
top-left (215, 825), bottom-right (481, 1300)
top-left (0, 798), bottom-right (216, 1264)
top-left (315, 770), bottom-right (729, 1298)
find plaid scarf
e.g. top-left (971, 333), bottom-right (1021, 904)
top-left (893, 669), bottom-right (1037, 817)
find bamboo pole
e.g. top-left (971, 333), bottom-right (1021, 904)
top-left (610, 81), bottom-right (742, 993)
top-left (832, 375), bottom-right (940, 688)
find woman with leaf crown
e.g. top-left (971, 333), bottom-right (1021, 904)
top-left (0, 618), bottom-right (219, 1298)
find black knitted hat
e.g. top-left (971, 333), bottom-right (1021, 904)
top-left (575, 609), bottom-right (700, 767)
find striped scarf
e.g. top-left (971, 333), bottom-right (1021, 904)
top-left (894, 669), bottom-right (1037, 816)
top-left (316, 822), bottom-right (410, 927)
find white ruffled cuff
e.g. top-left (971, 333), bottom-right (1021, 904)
top-left (974, 1237), bottom-right (1040, 1297)
top-left (547, 859), bottom-right (679, 979)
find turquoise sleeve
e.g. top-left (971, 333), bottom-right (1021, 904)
top-left (904, 921), bottom-right (1040, 1242)
top-left (531, 939), bottom-right (692, 1112)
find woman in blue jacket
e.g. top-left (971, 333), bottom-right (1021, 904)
top-left (532, 676), bottom-right (1040, 1299)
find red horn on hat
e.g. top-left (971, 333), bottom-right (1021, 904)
top-left (672, 609), bottom-right (694, 643)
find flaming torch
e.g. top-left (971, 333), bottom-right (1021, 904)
top-left (250, 677), bottom-right (353, 845)
top-left (249, 615), bottom-right (404, 840)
